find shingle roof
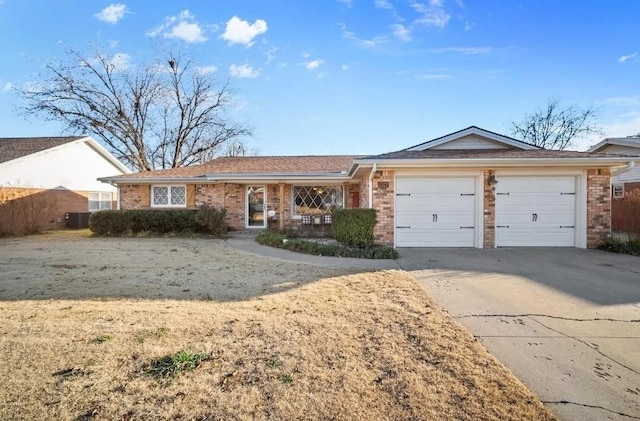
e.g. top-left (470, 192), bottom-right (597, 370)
top-left (111, 155), bottom-right (359, 179)
top-left (362, 148), bottom-right (640, 160)
top-left (0, 136), bottom-right (84, 164)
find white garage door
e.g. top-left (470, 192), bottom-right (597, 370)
top-left (395, 177), bottom-right (476, 247)
top-left (496, 176), bottom-right (576, 247)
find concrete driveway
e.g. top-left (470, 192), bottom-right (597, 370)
top-left (397, 248), bottom-right (640, 421)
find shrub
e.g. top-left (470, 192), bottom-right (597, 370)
top-left (599, 237), bottom-right (640, 256)
top-left (255, 230), bottom-right (398, 259)
top-left (332, 208), bottom-right (377, 248)
top-left (195, 204), bottom-right (228, 236)
top-left (90, 209), bottom-right (198, 235)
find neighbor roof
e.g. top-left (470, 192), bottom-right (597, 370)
top-left (363, 149), bottom-right (632, 160)
top-left (587, 137), bottom-right (640, 152)
top-left (404, 126), bottom-right (540, 151)
top-left (102, 155), bottom-right (359, 182)
top-left (0, 136), bottom-right (84, 164)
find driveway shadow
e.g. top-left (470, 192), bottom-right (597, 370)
top-left (396, 247), bottom-right (640, 306)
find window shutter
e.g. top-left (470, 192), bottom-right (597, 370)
top-left (141, 185), bottom-right (150, 208)
top-left (187, 185), bottom-right (196, 207)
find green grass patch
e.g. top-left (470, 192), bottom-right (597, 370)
top-left (146, 350), bottom-right (211, 378)
top-left (266, 359), bottom-right (283, 369)
top-left (256, 230), bottom-right (398, 259)
top-left (92, 334), bottom-right (113, 344)
top-left (280, 374), bottom-right (293, 384)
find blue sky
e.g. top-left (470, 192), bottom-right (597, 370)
top-left (0, 0), bottom-right (638, 155)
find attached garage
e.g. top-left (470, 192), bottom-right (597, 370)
top-left (395, 176), bottom-right (480, 247)
top-left (495, 176), bottom-right (578, 247)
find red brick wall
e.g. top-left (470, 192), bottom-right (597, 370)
top-left (0, 187), bottom-right (91, 235)
top-left (586, 169), bottom-right (611, 247)
top-left (371, 170), bottom-right (395, 245)
top-left (612, 181), bottom-right (640, 232)
top-left (119, 184), bottom-right (150, 209)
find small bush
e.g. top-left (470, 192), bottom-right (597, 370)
top-left (255, 230), bottom-right (398, 259)
top-left (332, 209), bottom-right (377, 248)
top-left (90, 205), bottom-right (227, 236)
top-left (195, 204), bottom-right (228, 236)
top-left (599, 237), bottom-right (640, 256)
top-left (146, 350), bottom-right (211, 378)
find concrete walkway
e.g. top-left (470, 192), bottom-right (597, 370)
top-left (225, 233), bottom-right (400, 270)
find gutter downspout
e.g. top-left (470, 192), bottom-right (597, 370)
top-left (368, 163), bottom-right (377, 209)
top-left (611, 161), bottom-right (635, 177)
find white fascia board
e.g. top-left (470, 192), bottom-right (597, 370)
top-left (355, 157), bottom-right (639, 168)
top-left (99, 174), bottom-right (353, 185)
top-left (407, 127), bottom-right (539, 151)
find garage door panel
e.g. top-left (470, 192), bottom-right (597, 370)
top-left (395, 177), bottom-right (477, 247)
top-left (496, 176), bottom-right (576, 247)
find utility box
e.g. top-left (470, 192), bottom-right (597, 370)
top-left (65, 212), bottom-right (92, 229)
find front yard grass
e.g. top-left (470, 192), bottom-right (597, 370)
top-left (0, 271), bottom-right (554, 420)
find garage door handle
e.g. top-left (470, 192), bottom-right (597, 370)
top-left (432, 214), bottom-right (438, 222)
top-left (459, 226), bottom-right (474, 229)
top-left (532, 213), bottom-right (538, 222)
top-left (496, 225), bottom-right (510, 228)
top-left (560, 225), bottom-right (575, 229)
top-left (396, 226), bottom-right (411, 229)
top-left (496, 192), bottom-right (509, 195)
top-left (460, 193), bottom-right (474, 196)
top-left (560, 192), bottom-right (575, 195)
top-left (396, 193), bottom-right (411, 196)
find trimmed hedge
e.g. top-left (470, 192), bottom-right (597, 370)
top-left (256, 230), bottom-right (398, 259)
top-left (90, 206), bottom-right (227, 236)
top-left (331, 208), bottom-right (377, 248)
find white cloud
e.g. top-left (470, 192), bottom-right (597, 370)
top-left (619, 52), bottom-right (637, 63)
top-left (464, 22), bottom-right (474, 30)
top-left (108, 53), bottom-right (132, 71)
top-left (391, 23), bottom-right (411, 41)
top-left (304, 59), bottom-right (325, 70)
top-left (221, 16), bottom-right (268, 46)
top-left (411, 0), bottom-right (451, 27)
top-left (229, 64), bottom-right (260, 78)
top-left (338, 0), bottom-right (353, 6)
top-left (339, 23), bottom-right (388, 48)
top-left (108, 39), bottom-right (119, 49)
top-left (94, 3), bottom-right (128, 24)
top-left (2, 82), bottom-right (13, 92)
top-left (301, 52), bottom-right (311, 58)
top-left (416, 72), bottom-right (453, 80)
top-left (194, 65), bottom-right (218, 75)
top-left (375, 0), bottom-right (393, 9)
top-left (147, 10), bottom-right (207, 43)
top-left (341, 64), bottom-right (349, 71)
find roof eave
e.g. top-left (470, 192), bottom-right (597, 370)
top-left (354, 157), bottom-right (639, 168)
top-left (98, 173), bottom-right (353, 184)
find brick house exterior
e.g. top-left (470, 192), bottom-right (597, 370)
top-left (0, 136), bottom-right (129, 235)
top-left (101, 127), bottom-right (638, 249)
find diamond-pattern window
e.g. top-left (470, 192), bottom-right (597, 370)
top-left (152, 186), bottom-right (186, 207)
top-left (293, 186), bottom-right (343, 216)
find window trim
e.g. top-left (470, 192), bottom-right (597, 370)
top-left (88, 191), bottom-right (113, 212)
top-left (291, 184), bottom-right (345, 219)
top-left (151, 185), bottom-right (187, 208)
top-left (612, 183), bottom-right (625, 199)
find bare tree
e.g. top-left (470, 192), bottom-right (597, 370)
top-left (20, 49), bottom-right (252, 171)
top-left (511, 98), bottom-right (602, 150)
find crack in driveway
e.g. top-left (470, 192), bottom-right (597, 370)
top-left (457, 313), bottom-right (640, 377)
top-left (542, 400), bottom-right (640, 419)
top-left (455, 313), bottom-right (640, 323)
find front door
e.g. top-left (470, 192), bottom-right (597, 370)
top-left (246, 186), bottom-right (266, 228)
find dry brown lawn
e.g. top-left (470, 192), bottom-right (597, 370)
top-left (0, 268), bottom-right (554, 420)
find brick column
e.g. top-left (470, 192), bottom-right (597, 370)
top-left (483, 170), bottom-right (496, 248)
top-left (372, 170), bottom-right (395, 245)
top-left (586, 169), bottom-right (611, 247)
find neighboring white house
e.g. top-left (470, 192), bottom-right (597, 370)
top-left (0, 136), bottom-right (129, 233)
top-left (588, 137), bottom-right (640, 232)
